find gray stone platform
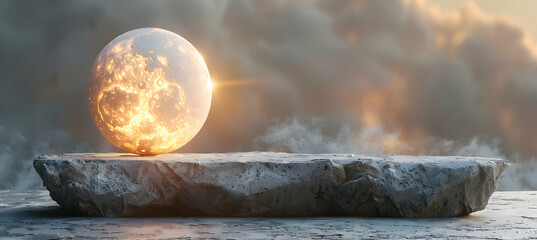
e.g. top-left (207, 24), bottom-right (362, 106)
top-left (33, 152), bottom-right (509, 217)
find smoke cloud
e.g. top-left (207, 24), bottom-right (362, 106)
top-left (0, 125), bottom-right (90, 189)
top-left (1, 0), bottom-right (536, 189)
top-left (255, 117), bottom-right (536, 190)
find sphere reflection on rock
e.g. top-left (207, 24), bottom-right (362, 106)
top-left (88, 28), bottom-right (212, 155)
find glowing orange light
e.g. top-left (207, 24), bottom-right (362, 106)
top-left (88, 28), bottom-right (212, 155)
top-left (207, 79), bottom-right (214, 90)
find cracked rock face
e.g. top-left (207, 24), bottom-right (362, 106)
top-left (34, 152), bottom-right (509, 217)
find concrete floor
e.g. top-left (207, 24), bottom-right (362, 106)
top-left (0, 190), bottom-right (536, 239)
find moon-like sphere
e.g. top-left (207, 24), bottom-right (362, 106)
top-left (88, 28), bottom-right (212, 155)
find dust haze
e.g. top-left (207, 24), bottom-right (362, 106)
top-left (1, 0), bottom-right (536, 190)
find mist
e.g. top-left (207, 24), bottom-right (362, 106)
top-left (254, 116), bottom-right (536, 190)
top-left (0, 125), bottom-right (91, 189)
top-left (1, 0), bottom-right (536, 190)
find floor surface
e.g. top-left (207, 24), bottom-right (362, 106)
top-left (0, 190), bottom-right (536, 239)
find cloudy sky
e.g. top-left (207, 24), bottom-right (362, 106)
top-left (1, 0), bottom-right (536, 190)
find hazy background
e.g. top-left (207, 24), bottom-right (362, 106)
top-left (1, 0), bottom-right (536, 190)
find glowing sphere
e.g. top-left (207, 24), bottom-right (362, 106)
top-left (88, 28), bottom-right (212, 155)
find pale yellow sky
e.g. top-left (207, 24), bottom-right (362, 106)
top-left (431, 0), bottom-right (537, 41)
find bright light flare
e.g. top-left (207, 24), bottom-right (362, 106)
top-left (207, 79), bottom-right (214, 90)
top-left (211, 79), bottom-right (263, 87)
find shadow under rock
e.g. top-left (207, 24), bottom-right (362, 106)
top-left (0, 205), bottom-right (76, 219)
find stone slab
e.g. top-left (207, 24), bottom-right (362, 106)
top-left (33, 152), bottom-right (509, 217)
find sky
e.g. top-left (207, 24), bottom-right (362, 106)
top-left (0, 0), bottom-right (536, 190)
top-left (434, 0), bottom-right (537, 41)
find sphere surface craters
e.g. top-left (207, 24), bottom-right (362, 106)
top-left (88, 28), bottom-right (212, 155)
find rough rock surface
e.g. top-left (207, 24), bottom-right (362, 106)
top-left (33, 152), bottom-right (509, 217)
